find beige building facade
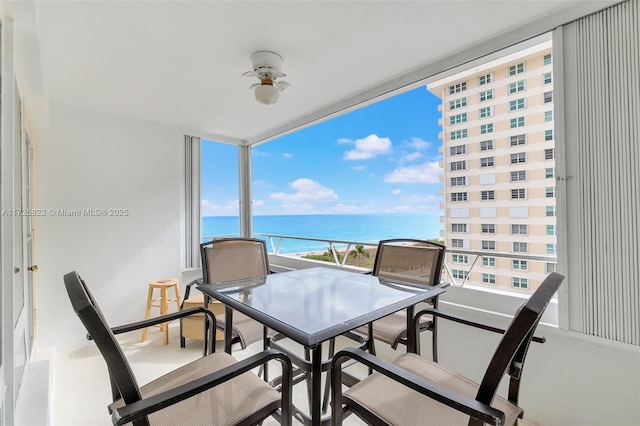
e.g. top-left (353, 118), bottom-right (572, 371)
top-left (427, 40), bottom-right (556, 294)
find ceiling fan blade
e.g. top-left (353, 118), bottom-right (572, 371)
top-left (276, 81), bottom-right (290, 92)
top-left (271, 69), bottom-right (287, 78)
top-left (249, 83), bottom-right (260, 90)
top-left (241, 70), bottom-right (257, 77)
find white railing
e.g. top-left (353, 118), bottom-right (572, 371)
top-left (203, 233), bottom-right (558, 286)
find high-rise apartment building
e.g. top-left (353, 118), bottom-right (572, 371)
top-left (427, 40), bottom-right (556, 294)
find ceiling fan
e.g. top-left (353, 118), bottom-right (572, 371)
top-left (242, 51), bottom-right (290, 105)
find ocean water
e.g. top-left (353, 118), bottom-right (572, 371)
top-left (202, 213), bottom-right (442, 254)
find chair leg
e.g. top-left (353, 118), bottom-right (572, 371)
top-left (161, 287), bottom-right (169, 345)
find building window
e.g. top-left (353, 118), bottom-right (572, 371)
top-left (449, 97), bottom-right (468, 110)
top-left (511, 188), bottom-right (527, 199)
top-left (482, 240), bottom-right (496, 250)
top-left (480, 156), bottom-right (494, 167)
top-left (451, 160), bottom-right (467, 171)
top-left (546, 206), bottom-right (556, 217)
top-left (512, 242), bottom-right (528, 253)
top-left (545, 111), bottom-right (553, 122)
top-left (511, 224), bottom-right (528, 235)
top-left (543, 72), bottom-right (553, 84)
top-left (482, 273), bottom-right (497, 284)
top-left (481, 224), bottom-right (496, 234)
top-left (451, 192), bottom-right (468, 202)
top-left (449, 82), bottom-right (467, 95)
top-left (546, 168), bottom-right (555, 178)
top-left (450, 113), bottom-right (468, 125)
top-left (547, 244), bottom-right (557, 255)
top-left (452, 269), bottom-right (469, 280)
top-left (451, 176), bottom-right (467, 186)
top-left (512, 277), bottom-right (529, 289)
top-left (479, 106), bottom-right (493, 118)
top-left (544, 53), bottom-right (552, 65)
top-left (510, 117), bottom-right (525, 128)
top-left (510, 152), bottom-right (527, 164)
top-left (450, 145), bottom-right (467, 155)
top-left (480, 140), bottom-right (494, 151)
top-left (509, 98), bottom-right (526, 111)
top-left (479, 73), bottom-right (492, 85)
top-left (545, 148), bottom-right (555, 159)
top-left (479, 89), bottom-right (493, 102)
top-left (545, 129), bottom-right (554, 141)
top-left (452, 254), bottom-right (468, 264)
top-left (510, 134), bottom-right (526, 146)
top-left (546, 187), bottom-right (556, 198)
top-left (451, 239), bottom-right (464, 248)
top-left (451, 223), bottom-right (468, 233)
top-left (546, 262), bottom-right (557, 273)
top-left (509, 62), bottom-right (525, 76)
top-left (451, 129), bottom-right (468, 140)
top-left (508, 80), bottom-right (525, 94)
top-left (480, 123), bottom-right (493, 134)
top-left (481, 190), bottom-right (495, 201)
top-left (482, 256), bottom-right (496, 267)
top-left (512, 260), bottom-right (528, 271)
top-left (544, 91), bottom-right (553, 103)
top-left (547, 224), bottom-right (557, 235)
top-left (511, 170), bottom-right (527, 182)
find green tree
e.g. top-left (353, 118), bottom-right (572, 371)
top-left (348, 244), bottom-right (370, 266)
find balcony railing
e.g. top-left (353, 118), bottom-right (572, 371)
top-left (203, 233), bottom-right (558, 289)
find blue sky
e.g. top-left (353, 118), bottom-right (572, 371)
top-left (201, 87), bottom-right (444, 216)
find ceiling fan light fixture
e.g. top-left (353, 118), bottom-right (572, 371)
top-left (254, 84), bottom-right (280, 105)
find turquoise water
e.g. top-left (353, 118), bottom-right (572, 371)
top-left (202, 213), bottom-right (442, 254)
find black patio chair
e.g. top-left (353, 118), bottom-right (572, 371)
top-left (331, 272), bottom-right (564, 426)
top-left (64, 271), bottom-right (292, 426)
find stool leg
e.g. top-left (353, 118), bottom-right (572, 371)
top-left (141, 286), bottom-right (154, 342)
top-left (161, 287), bottom-right (169, 345)
top-left (173, 283), bottom-right (181, 311)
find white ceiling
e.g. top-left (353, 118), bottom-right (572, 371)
top-left (7, 0), bottom-right (617, 145)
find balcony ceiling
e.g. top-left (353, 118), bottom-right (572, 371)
top-left (7, 1), bottom-right (613, 145)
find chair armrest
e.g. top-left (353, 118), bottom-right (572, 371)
top-left (331, 347), bottom-right (505, 426)
top-left (181, 278), bottom-right (203, 307)
top-left (110, 307), bottom-right (216, 335)
top-left (111, 349), bottom-right (293, 426)
top-left (415, 308), bottom-right (545, 344)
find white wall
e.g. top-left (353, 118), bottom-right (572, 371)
top-left (35, 104), bottom-right (184, 351)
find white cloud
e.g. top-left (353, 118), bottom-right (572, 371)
top-left (270, 178), bottom-right (338, 202)
top-left (404, 137), bottom-right (431, 150)
top-left (283, 153), bottom-right (292, 158)
top-left (201, 199), bottom-right (239, 216)
top-left (384, 161), bottom-right (443, 184)
top-left (253, 199), bottom-right (264, 206)
top-left (352, 165), bottom-right (366, 171)
top-left (342, 134), bottom-right (392, 160)
top-left (400, 152), bottom-right (424, 163)
top-left (392, 189), bottom-right (402, 195)
top-left (393, 205), bottom-right (415, 212)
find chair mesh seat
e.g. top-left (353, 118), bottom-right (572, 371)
top-left (344, 353), bottom-right (523, 426)
top-left (109, 352), bottom-right (280, 425)
top-left (353, 311), bottom-right (431, 346)
top-left (215, 310), bottom-right (266, 347)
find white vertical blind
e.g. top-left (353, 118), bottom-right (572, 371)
top-left (561, 0), bottom-right (639, 345)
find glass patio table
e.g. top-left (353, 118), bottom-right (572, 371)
top-left (198, 266), bottom-right (447, 425)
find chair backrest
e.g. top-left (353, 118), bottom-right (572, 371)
top-left (63, 271), bottom-right (142, 405)
top-left (373, 238), bottom-right (446, 286)
top-left (200, 237), bottom-right (269, 284)
top-left (476, 272), bottom-right (564, 406)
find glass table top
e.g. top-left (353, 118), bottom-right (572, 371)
top-left (198, 266), bottom-right (446, 347)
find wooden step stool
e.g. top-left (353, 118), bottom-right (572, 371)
top-left (141, 278), bottom-right (181, 345)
